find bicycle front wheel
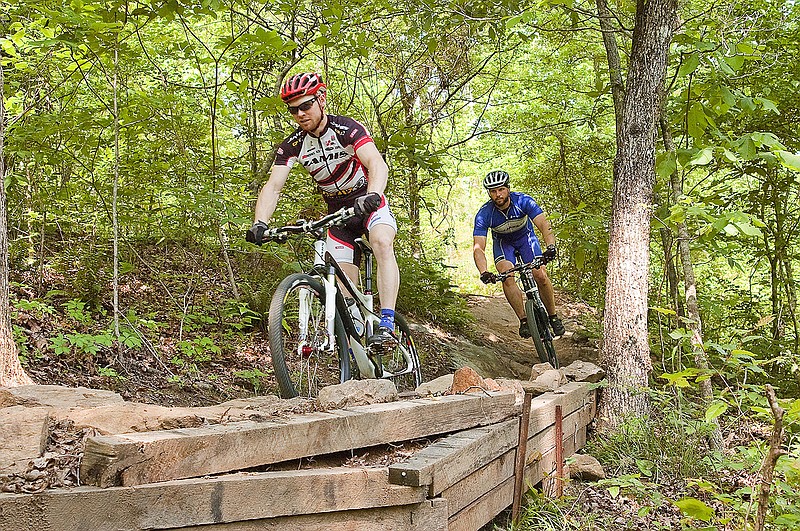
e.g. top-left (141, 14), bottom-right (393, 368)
top-left (525, 298), bottom-right (559, 367)
top-left (268, 273), bottom-right (350, 398)
top-left (382, 313), bottom-right (422, 393)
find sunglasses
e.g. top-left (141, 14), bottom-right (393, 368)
top-left (287, 96), bottom-right (318, 115)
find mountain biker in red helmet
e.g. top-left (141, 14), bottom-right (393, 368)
top-left (473, 170), bottom-right (565, 339)
top-left (247, 72), bottom-right (401, 350)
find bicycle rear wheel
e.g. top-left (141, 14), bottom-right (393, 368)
top-left (381, 313), bottom-right (422, 393)
top-left (268, 273), bottom-right (350, 398)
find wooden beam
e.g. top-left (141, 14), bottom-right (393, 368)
top-left (173, 498), bottom-right (449, 531)
top-left (442, 402), bottom-right (592, 519)
top-left (448, 476), bottom-right (514, 531)
top-left (80, 392), bottom-right (517, 487)
top-left (0, 467), bottom-right (426, 530)
top-left (389, 383), bottom-right (594, 492)
top-left (446, 420), bottom-right (589, 531)
top-left (388, 418), bottom-right (518, 491)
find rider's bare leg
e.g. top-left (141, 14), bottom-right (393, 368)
top-left (339, 263), bottom-right (360, 296)
top-left (367, 224), bottom-right (399, 311)
top-left (496, 259), bottom-right (525, 320)
top-left (532, 266), bottom-right (557, 315)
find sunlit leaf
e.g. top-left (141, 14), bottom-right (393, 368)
top-left (705, 401), bottom-right (728, 423)
top-left (675, 497), bottom-right (714, 521)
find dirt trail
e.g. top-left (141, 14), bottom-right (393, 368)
top-left (413, 290), bottom-right (601, 381)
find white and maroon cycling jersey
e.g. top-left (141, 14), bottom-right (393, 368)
top-left (274, 115), bottom-right (372, 201)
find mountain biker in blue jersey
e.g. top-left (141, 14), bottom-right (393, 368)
top-left (473, 170), bottom-right (565, 339)
top-left (246, 72), bottom-right (400, 350)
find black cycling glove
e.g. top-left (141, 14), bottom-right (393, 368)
top-left (543, 244), bottom-right (557, 261)
top-left (353, 192), bottom-right (382, 218)
top-left (480, 271), bottom-right (496, 284)
top-left (246, 221), bottom-right (269, 245)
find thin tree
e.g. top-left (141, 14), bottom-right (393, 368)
top-left (596, 0), bottom-right (678, 428)
top-left (0, 63), bottom-right (34, 387)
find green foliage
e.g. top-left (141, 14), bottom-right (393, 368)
top-left (234, 368), bottom-right (270, 393)
top-left (396, 255), bottom-right (474, 330)
top-left (222, 300), bottom-right (262, 331)
top-left (63, 300), bottom-right (94, 326)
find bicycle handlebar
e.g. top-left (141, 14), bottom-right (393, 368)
top-left (261, 207), bottom-right (356, 243)
top-left (490, 255), bottom-right (553, 283)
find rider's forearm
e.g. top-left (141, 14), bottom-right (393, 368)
top-left (254, 181), bottom-right (281, 224)
top-left (357, 143), bottom-right (389, 195)
top-left (365, 163), bottom-right (389, 195)
top-left (473, 248), bottom-right (489, 274)
top-left (533, 214), bottom-right (556, 247)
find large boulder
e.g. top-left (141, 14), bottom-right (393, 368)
top-left (0, 406), bottom-right (49, 474)
top-left (450, 366), bottom-right (487, 394)
top-left (562, 360), bottom-right (605, 383)
top-left (530, 362), bottom-right (555, 381)
top-left (527, 369), bottom-right (567, 394)
top-left (318, 379), bottom-right (398, 409)
top-left (416, 374), bottom-right (454, 397)
top-left (569, 453), bottom-right (606, 481)
top-left (0, 385), bottom-right (124, 409)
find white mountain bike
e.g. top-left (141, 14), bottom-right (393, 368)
top-left (260, 207), bottom-right (422, 398)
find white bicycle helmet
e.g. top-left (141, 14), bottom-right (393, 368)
top-left (483, 170), bottom-right (510, 190)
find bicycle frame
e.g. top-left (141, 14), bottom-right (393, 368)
top-left (268, 208), bottom-right (409, 379)
top-left (311, 237), bottom-right (383, 378)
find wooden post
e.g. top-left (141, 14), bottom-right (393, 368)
top-left (512, 390), bottom-right (533, 523)
top-left (555, 404), bottom-right (564, 498)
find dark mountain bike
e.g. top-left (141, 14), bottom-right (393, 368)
top-left (258, 207), bottom-right (422, 398)
top-left (491, 255), bottom-right (559, 368)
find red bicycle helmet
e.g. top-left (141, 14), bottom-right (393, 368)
top-left (280, 73), bottom-right (326, 103)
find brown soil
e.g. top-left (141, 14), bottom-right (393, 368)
top-left (465, 291), bottom-right (600, 369)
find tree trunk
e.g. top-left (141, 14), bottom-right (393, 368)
top-left (597, 0), bottom-right (677, 429)
top-left (0, 63), bottom-right (34, 387)
top-left (659, 118), bottom-right (723, 448)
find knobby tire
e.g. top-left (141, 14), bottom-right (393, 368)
top-left (382, 313), bottom-right (422, 392)
top-left (268, 273), bottom-right (350, 398)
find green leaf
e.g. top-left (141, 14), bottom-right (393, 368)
top-left (575, 246), bottom-right (586, 271)
top-left (607, 486), bottom-right (620, 498)
top-left (705, 401), bottom-right (728, 423)
top-left (678, 52), bottom-right (700, 77)
top-left (688, 147), bottom-right (714, 166)
top-left (776, 150), bottom-right (800, 172)
top-left (675, 497), bottom-right (714, 521)
top-left (687, 103), bottom-right (708, 139)
top-left (723, 55), bottom-right (744, 72)
top-left (651, 306), bottom-right (677, 316)
top-left (656, 151), bottom-right (677, 178)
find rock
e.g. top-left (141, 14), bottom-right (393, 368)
top-left (450, 366), bottom-right (486, 394)
top-left (569, 453), bottom-right (605, 481)
top-left (535, 369), bottom-right (567, 389)
top-left (493, 378), bottom-right (526, 405)
top-left (317, 379), bottom-right (398, 409)
top-left (483, 378), bottom-right (502, 392)
top-left (0, 385), bottom-right (124, 409)
top-left (0, 406), bottom-right (49, 475)
top-left (416, 374), bottom-right (453, 396)
top-left (562, 360), bottom-right (605, 383)
top-left (530, 362), bottom-right (555, 381)
top-left (523, 369), bottom-right (567, 394)
top-left (217, 395), bottom-right (283, 412)
top-left (55, 403), bottom-right (255, 435)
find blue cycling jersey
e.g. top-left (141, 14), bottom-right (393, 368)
top-left (474, 192), bottom-right (545, 265)
top-left (473, 192), bottom-right (544, 239)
